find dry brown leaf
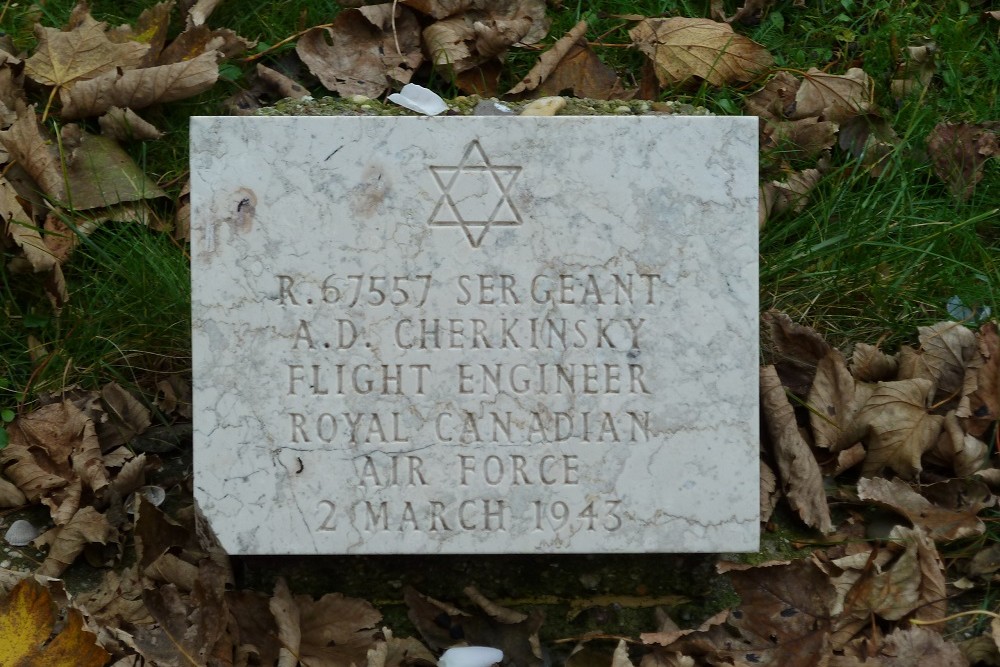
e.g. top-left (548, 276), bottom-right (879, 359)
top-left (108, 1), bottom-right (174, 67)
top-left (832, 442), bottom-right (866, 476)
top-left (298, 591), bottom-right (383, 666)
top-left (37, 506), bottom-right (114, 577)
top-left (760, 166), bottom-right (824, 227)
top-left (401, 0), bottom-right (550, 44)
top-left (173, 180), bottom-right (191, 243)
top-left (455, 61), bottom-right (503, 96)
top-left (859, 379), bottom-right (943, 479)
top-left (792, 67), bottom-right (872, 124)
top-left (711, 0), bottom-right (772, 24)
top-left (918, 321), bottom-right (977, 402)
top-left (707, 560), bottom-right (836, 666)
top-left (423, 13), bottom-right (529, 75)
top-left (60, 127), bottom-right (166, 211)
top-left (98, 381), bottom-right (152, 450)
top-left (72, 567), bottom-right (152, 630)
top-left (465, 585), bottom-right (527, 623)
top-left (878, 626), bottom-right (967, 666)
top-left (857, 476), bottom-right (985, 542)
top-left (131, 562), bottom-right (232, 667)
top-left (809, 350), bottom-right (874, 452)
top-left (297, 6), bottom-right (422, 98)
top-left (838, 113), bottom-right (899, 177)
top-left (745, 71), bottom-right (799, 123)
top-left (898, 526), bottom-right (947, 626)
top-left (59, 50), bottom-right (220, 120)
top-left (159, 25), bottom-right (253, 65)
top-left (851, 343), bottom-right (899, 382)
top-left (763, 310), bottom-right (832, 396)
top-left (926, 122), bottom-right (998, 200)
top-left (760, 460), bottom-right (778, 522)
top-left (536, 42), bottom-right (632, 100)
top-left (256, 63), bottom-right (309, 100)
top-left (966, 322), bottom-right (999, 437)
top-left (24, 19), bottom-right (149, 89)
top-left (98, 107), bottom-right (163, 141)
top-left (0, 475), bottom-right (27, 507)
top-left (1, 176), bottom-right (55, 272)
top-left (761, 364), bottom-right (834, 533)
top-left (507, 19), bottom-right (588, 95)
top-left (934, 410), bottom-right (988, 476)
top-left (762, 117), bottom-right (838, 160)
top-left (0, 105), bottom-right (69, 202)
top-left (629, 17), bottom-right (772, 87)
top-left (271, 578), bottom-right (302, 667)
top-left (891, 41), bottom-right (937, 98)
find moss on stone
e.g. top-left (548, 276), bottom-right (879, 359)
top-left (258, 95), bottom-right (710, 117)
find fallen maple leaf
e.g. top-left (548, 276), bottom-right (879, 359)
top-left (24, 19), bottom-right (148, 88)
top-left (760, 365), bottom-right (834, 533)
top-left (296, 6), bottom-right (422, 98)
top-left (860, 378), bottom-right (943, 479)
top-left (791, 67), bottom-right (872, 124)
top-left (629, 17), bottom-right (772, 87)
top-left (0, 577), bottom-right (110, 666)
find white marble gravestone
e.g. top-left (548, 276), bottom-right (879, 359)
top-left (190, 115), bottom-right (759, 555)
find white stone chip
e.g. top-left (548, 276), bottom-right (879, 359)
top-left (438, 646), bottom-right (504, 667)
top-left (388, 83), bottom-right (449, 116)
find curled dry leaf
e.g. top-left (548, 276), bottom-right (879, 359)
top-left (0, 475), bottom-right (27, 508)
top-left (857, 477), bottom-right (986, 542)
top-left (934, 410), bottom-right (988, 477)
top-left (760, 165), bottom-right (824, 228)
top-left (760, 365), bottom-right (834, 533)
top-left (59, 50), bottom-right (220, 119)
top-left (838, 113), bottom-right (899, 177)
top-left (792, 67), bottom-right (872, 124)
top-left (1, 176), bottom-right (55, 272)
top-left (188, 0), bottom-right (224, 27)
top-left (98, 382), bottom-right (152, 450)
top-left (745, 70), bottom-right (799, 123)
top-left (99, 107), bottom-right (163, 141)
top-left (760, 460), bottom-right (778, 522)
top-left (36, 506), bottom-right (114, 577)
top-left (763, 310), bottom-right (832, 396)
top-left (926, 122), bottom-right (998, 200)
top-left (859, 378), bottom-right (943, 479)
top-left (763, 117), bottom-right (838, 160)
top-left (630, 17), bottom-right (773, 87)
top-left (256, 63), bottom-right (309, 100)
top-left (0, 105), bottom-right (69, 202)
top-left (808, 350), bottom-right (874, 452)
top-left (918, 321), bottom-right (977, 402)
top-left (507, 20), bottom-right (588, 95)
top-left (891, 41), bottom-right (937, 98)
top-left (159, 25), bottom-right (253, 65)
top-left (965, 322), bottom-right (999, 437)
top-left (297, 6), bottom-right (422, 98)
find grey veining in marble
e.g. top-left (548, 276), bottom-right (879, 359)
top-left (190, 116), bottom-right (759, 554)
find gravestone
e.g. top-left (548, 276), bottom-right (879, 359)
top-left (190, 113), bottom-right (759, 555)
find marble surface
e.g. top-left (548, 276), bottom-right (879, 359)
top-left (190, 116), bottom-right (759, 554)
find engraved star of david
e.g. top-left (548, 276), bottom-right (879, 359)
top-left (428, 140), bottom-right (523, 248)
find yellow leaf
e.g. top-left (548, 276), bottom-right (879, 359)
top-left (0, 578), bottom-right (109, 667)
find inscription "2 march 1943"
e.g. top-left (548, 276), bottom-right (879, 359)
top-left (191, 115), bottom-right (760, 554)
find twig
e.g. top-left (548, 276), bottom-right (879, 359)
top-left (911, 610), bottom-right (1000, 625)
top-left (242, 23), bottom-right (336, 63)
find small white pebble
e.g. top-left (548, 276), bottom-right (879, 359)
top-left (614, 105), bottom-right (631, 114)
top-left (350, 94), bottom-right (371, 103)
top-left (520, 96), bottom-right (566, 116)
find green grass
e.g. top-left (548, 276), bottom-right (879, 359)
top-left (0, 0), bottom-right (998, 414)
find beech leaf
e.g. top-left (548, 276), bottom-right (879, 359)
top-left (791, 67), bottom-right (872, 124)
top-left (629, 17), bottom-right (773, 87)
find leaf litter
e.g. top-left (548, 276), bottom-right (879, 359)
top-left (1, 2), bottom-right (999, 666)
